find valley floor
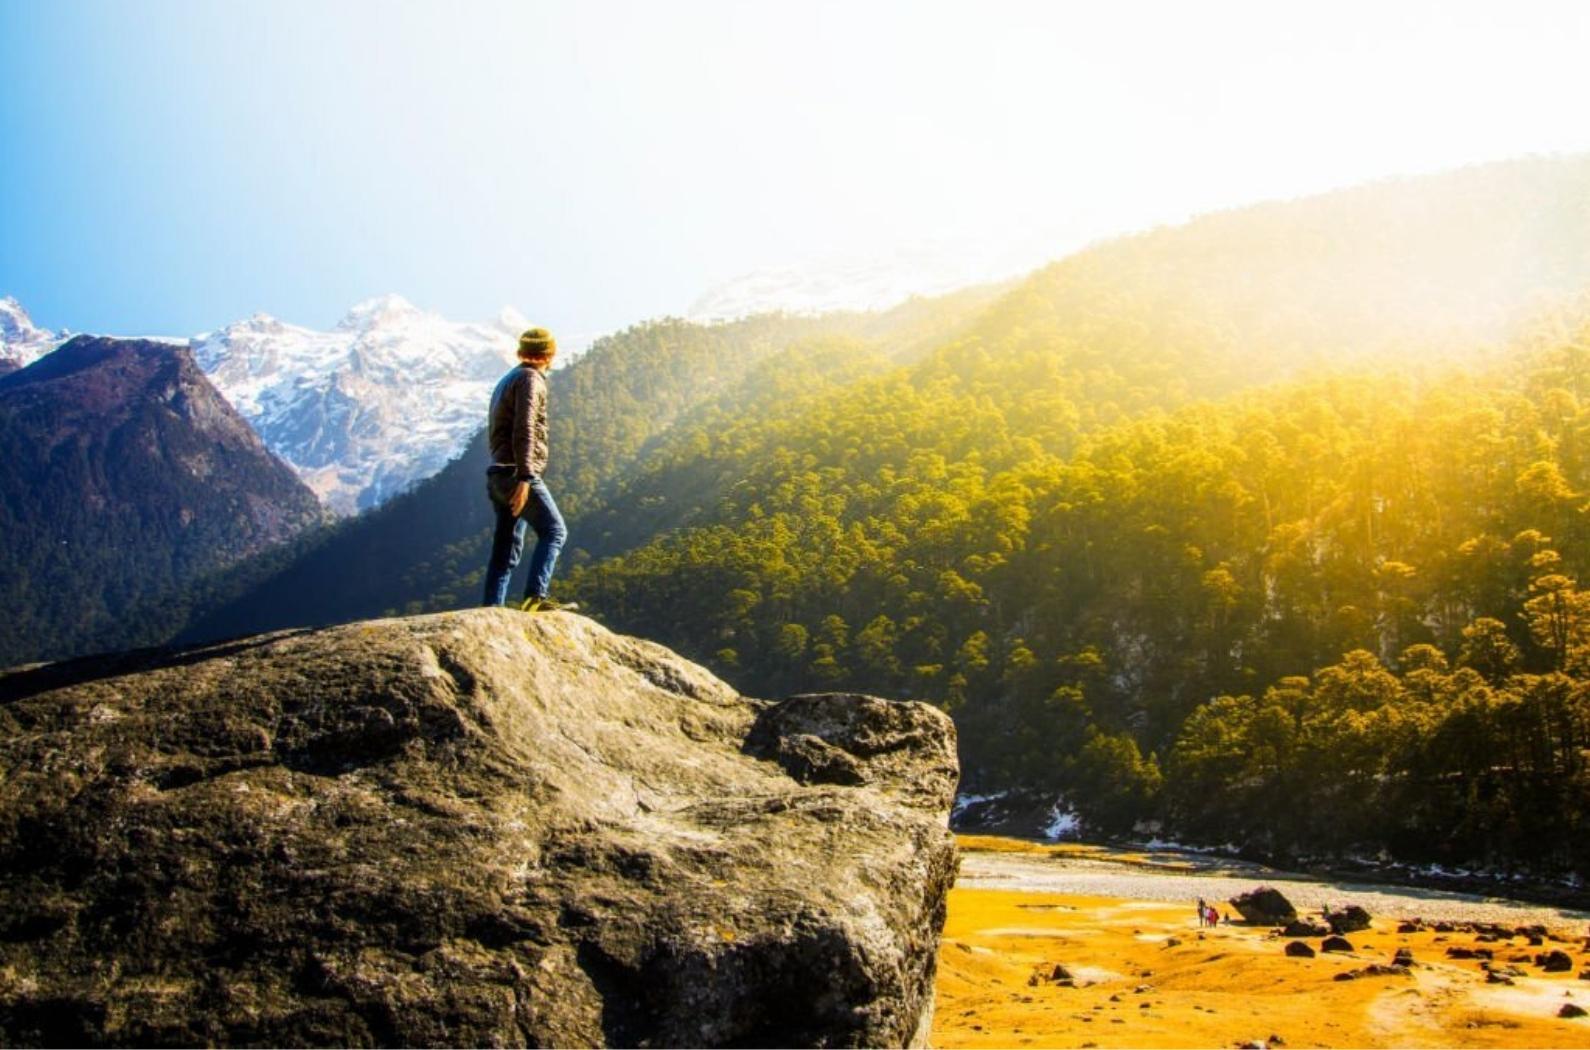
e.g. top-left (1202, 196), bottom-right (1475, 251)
top-left (932, 838), bottom-right (1590, 1049)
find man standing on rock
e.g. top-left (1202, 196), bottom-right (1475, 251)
top-left (482, 327), bottom-right (573, 612)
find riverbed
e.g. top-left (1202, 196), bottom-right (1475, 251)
top-left (957, 838), bottom-right (1590, 928)
top-left (933, 837), bottom-right (1590, 1049)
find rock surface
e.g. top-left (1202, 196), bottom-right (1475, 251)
top-left (0, 609), bottom-right (959, 1047)
top-left (1538, 949), bottom-right (1574, 972)
top-left (1229, 887), bottom-right (1297, 925)
top-left (1281, 920), bottom-right (1328, 938)
top-left (1325, 904), bottom-right (1371, 935)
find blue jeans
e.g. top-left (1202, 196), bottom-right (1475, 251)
top-left (482, 472), bottom-right (567, 606)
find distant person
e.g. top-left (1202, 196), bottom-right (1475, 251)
top-left (1196, 897), bottom-right (1207, 927)
top-left (482, 328), bottom-right (572, 612)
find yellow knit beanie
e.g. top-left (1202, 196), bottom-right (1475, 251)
top-left (517, 327), bottom-right (557, 360)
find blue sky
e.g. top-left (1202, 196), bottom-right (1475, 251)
top-left (4, 0), bottom-right (1590, 340)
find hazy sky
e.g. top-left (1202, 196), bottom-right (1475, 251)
top-left (3, 0), bottom-right (1589, 340)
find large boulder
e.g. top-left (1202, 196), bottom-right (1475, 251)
top-left (1229, 887), bottom-right (1297, 925)
top-left (1325, 904), bottom-right (1371, 935)
top-left (1538, 950), bottom-right (1574, 973)
top-left (0, 609), bottom-right (959, 1047)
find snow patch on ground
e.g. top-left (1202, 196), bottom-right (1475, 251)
top-left (1043, 800), bottom-right (1082, 841)
top-left (952, 791), bottom-right (1010, 821)
top-left (1139, 837), bottom-right (1245, 855)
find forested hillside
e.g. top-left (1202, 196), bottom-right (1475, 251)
top-left (567, 302), bottom-right (1590, 868)
top-left (546, 158), bottom-right (1590, 874)
top-left (176, 156), bottom-right (1590, 874)
top-left (563, 157), bottom-right (1590, 571)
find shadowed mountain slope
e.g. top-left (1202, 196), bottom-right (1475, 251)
top-left (0, 336), bottom-right (323, 665)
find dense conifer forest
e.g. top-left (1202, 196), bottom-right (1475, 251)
top-left (567, 306), bottom-right (1590, 874)
top-left (107, 157), bottom-right (1590, 873)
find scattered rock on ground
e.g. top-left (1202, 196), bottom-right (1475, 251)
top-left (1364, 964), bottom-right (1410, 977)
top-left (1337, 964), bottom-right (1409, 981)
top-left (1282, 920), bottom-right (1329, 937)
top-left (1322, 936), bottom-right (1354, 953)
top-left (1540, 950), bottom-right (1575, 972)
top-left (1285, 941), bottom-right (1316, 958)
top-left (1030, 963), bottom-right (1076, 987)
top-left (1326, 905), bottom-right (1372, 934)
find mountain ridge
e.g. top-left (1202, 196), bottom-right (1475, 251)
top-left (2, 295), bottom-right (532, 516)
top-left (0, 335), bottom-right (324, 665)
top-left (190, 295), bottom-right (527, 514)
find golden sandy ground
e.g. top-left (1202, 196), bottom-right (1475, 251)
top-left (933, 841), bottom-right (1590, 1049)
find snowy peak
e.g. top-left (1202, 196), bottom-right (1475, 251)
top-left (0, 297), bottom-right (59, 374)
top-left (496, 305), bottom-right (530, 333)
top-left (2, 295), bottom-right (535, 516)
top-left (336, 293), bottom-right (426, 332)
top-left (6, 294), bottom-right (557, 516)
top-left (0, 297), bottom-right (41, 340)
top-left (687, 231), bottom-right (1090, 322)
top-left (235, 311), bottom-right (291, 335)
top-left (192, 295), bottom-right (527, 516)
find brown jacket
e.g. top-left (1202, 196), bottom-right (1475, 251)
top-left (488, 364), bottom-right (549, 479)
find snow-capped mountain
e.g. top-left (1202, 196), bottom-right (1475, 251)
top-left (0, 297), bottom-right (60, 375)
top-left (687, 231), bottom-right (1090, 322)
top-left (191, 295), bottom-right (525, 515)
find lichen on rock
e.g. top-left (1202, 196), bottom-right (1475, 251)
top-left (0, 609), bottom-right (959, 1047)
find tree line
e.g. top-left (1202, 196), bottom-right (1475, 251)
top-left (563, 306), bottom-right (1590, 875)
